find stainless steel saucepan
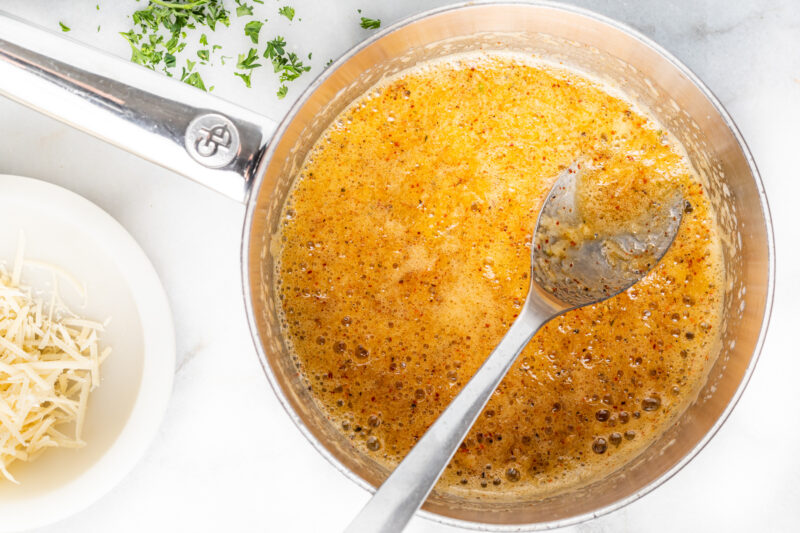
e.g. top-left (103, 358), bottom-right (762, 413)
top-left (0, 2), bottom-right (774, 530)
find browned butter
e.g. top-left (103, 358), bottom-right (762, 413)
top-left (275, 53), bottom-right (723, 499)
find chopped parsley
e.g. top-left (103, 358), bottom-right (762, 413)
top-left (263, 36), bottom-right (311, 98)
top-left (184, 71), bottom-right (206, 90)
top-left (59, 22), bottom-right (71, 32)
top-left (237, 48), bottom-right (262, 70)
top-left (264, 35), bottom-right (286, 59)
top-left (120, 0), bottom-right (311, 96)
top-left (244, 20), bottom-right (263, 43)
top-left (360, 17), bottom-right (380, 30)
top-left (180, 58), bottom-right (206, 90)
top-left (234, 48), bottom-right (261, 87)
top-left (234, 71), bottom-right (253, 88)
top-left (235, 1), bottom-right (254, 17)
top-left (278, 6), bottom-right (295, 21)
top-left (121, 0), bottom-right (231, 89)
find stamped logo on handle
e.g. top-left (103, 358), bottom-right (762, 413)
top-left (185, 114), bottom-right (240, 168)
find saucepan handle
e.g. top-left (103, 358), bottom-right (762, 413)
top-left (0, 11), bottom-right (277, 203)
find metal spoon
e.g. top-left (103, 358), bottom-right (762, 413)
top-left (344, 162), bottom-right (683, 533)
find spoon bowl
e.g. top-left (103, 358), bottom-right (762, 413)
top-left (532, 162), bottom-right (684, 307)
top-left (344, 162), bottom-right (684, 533)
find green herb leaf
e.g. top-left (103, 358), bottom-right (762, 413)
top-left (360, 17), bottom-right (380, 30)
top-left (123, 0), bottom-right (231, 74)
top-left (59, 22), bottom-right (71, 32)
top-left (121, 0), bottom-right (307, 98)
top-left (120, 30), bottom-right (151, 66)
top-left (278, 6), bottom-right (295, 21)
top-left (184, 71), bottom-right (207, 91)
top-left (244, 20), bottom-right (263, 43)
top-left (263, 36), bottom-right (310, 82)
top-left (262, 35), bottom-right (311, 93)
top-left (121, 0), bottom-right (234, 90)
top-left (264, 36), bottom-right (286, 60)
top-left (234, 71), bottom-right (252, 87)
top-left (237, 48), bottom-right (262, 70)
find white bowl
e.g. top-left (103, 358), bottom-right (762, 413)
top-left (0, 175), bottom-right (175, 531)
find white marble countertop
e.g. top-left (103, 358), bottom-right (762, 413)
top-left (0, 1), bottom-right (798, 531)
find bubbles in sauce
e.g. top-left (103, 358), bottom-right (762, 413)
top-left (275, 53), bottom-right (724, 500)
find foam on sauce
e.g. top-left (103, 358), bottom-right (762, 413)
top-left (275, 53), bottom-right (724, 499)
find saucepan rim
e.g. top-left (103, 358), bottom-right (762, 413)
top-left (240, 1), bottom-right (776, 530)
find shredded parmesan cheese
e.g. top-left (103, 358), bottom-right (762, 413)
top-left (0, 236), bottom-right (110, 483)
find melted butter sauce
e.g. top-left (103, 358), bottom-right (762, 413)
top-left (275, 54), bottom-right (724, 500)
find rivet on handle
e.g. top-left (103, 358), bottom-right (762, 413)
top-left (185, 113), bottom-right (241, 168)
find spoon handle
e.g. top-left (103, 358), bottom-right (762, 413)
top-left (343, 299), bottom-right (554, 533)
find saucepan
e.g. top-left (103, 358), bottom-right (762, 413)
top-left (0, 2), bottom-right (773, 529)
